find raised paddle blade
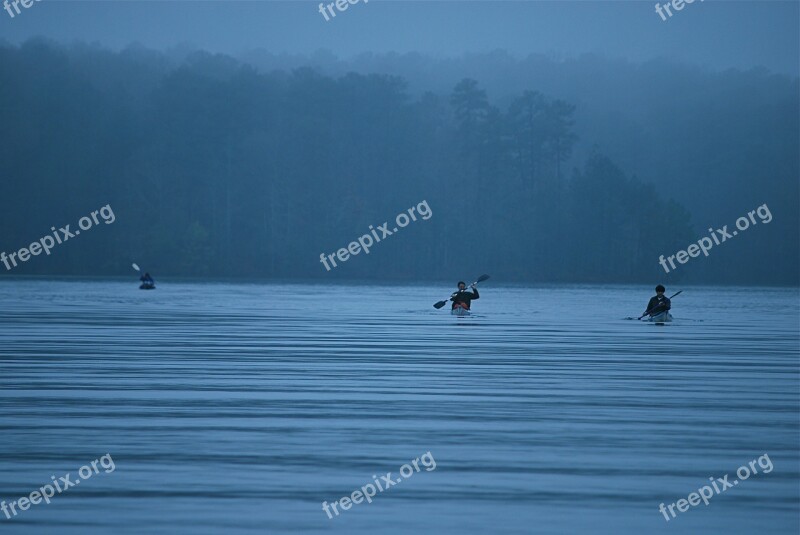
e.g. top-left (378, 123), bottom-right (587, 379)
top-left (433, 300), bottom-right (448, 309)
top-left (476, 274), bottom-right (490, 283)
top-left (132, 263), bottom-right (140, 272)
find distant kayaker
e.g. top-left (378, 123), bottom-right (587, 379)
top-left (451, 281), bottom-right (479, 312)
top-left (140, 272), bottom-right (155, 289)
top-left (644, 285), bottom-right (671, 317)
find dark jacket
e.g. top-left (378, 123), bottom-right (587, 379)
top-left (451, 288), bottom-right (479, 309)
top-left (646, 294), bottom-right (671, 315)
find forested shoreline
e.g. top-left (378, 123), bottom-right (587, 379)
top-left (0, 39), bottom-right (796, 284)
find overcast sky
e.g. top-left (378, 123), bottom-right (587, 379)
top-left (1, 0), bottom-right (797, 75)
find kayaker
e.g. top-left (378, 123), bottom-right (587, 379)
top-left (451, 281), bottom-right (479, 312)
top-left (644, 285), bottom-right (671, 317)
top-left (140, 272), bottom-right (155, 289)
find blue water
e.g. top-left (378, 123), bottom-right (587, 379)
top-left (0, 281), bottom-right (798, 534)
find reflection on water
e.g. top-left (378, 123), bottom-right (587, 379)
top-left (0, 281), bottom-right (798, 534)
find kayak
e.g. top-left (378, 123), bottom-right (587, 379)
top-left (451, 304), bottom-right (470, 316)
top-left (139, 284), bottom-right (156, 290)
top-left (648, 311), bottom-right (672, 323)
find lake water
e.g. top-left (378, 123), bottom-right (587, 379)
top-left (0, 280), bottom-right (798, 534)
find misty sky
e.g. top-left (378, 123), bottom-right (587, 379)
top-left (0, 0), bottom-right (797, 75)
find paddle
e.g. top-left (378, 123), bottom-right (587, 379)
top-left (132, 263), bottom-right (141, 272)
top-left (637, 290), bottom-right (682, 320)
top-left (433, 274), bottom-right (490, 309)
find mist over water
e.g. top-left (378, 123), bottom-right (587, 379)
top-left (1, 281), bottom-right (797, 534)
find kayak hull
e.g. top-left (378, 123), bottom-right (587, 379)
top-left (648, 311), bottom-right (672, 323)
top-left (139, 284), bottom-right (156, 290)
top-left (451, 305), bottom-right (470, 316)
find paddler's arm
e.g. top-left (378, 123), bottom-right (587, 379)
top-left (470, 286), bottom-right (479, 299)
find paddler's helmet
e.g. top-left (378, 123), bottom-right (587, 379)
top-left (655, 284), bottom-right (665, 293)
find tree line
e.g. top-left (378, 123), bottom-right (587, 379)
top-left (0, 40), bottom-right (795, 284)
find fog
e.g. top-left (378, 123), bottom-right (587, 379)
top-left (0, 0), bottom-right (797, 284)
top-left (2, 1), bottom-right (798, 75)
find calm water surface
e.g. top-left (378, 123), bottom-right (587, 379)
top-left (0, 281), bottom-right (798, 534)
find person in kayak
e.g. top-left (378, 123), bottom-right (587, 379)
top-left (644, 285), bottom-right (671, 317)
top-left (451, 281), bottom-right (479, 312)
top-left (140, 272), bottom-right (155, 289)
